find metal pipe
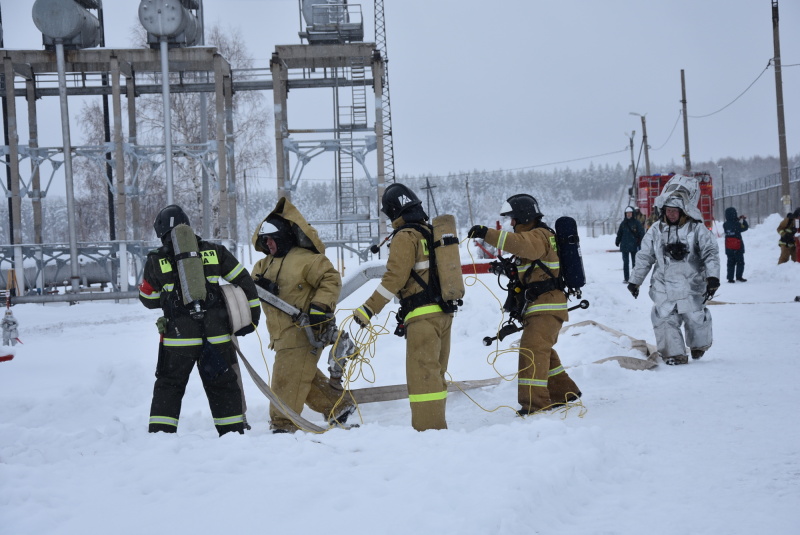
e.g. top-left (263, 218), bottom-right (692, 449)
top-left (160, 37), bottom-right (174, 204)
top-left (55, 41), bottom-right (81, 291)
top-left (199, 0), bottom-right (210, 237)
top-left (10, 291), bottom-right (139, 305)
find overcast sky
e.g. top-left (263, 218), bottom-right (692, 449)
top-left (2, 0), bottom-right (799, 186)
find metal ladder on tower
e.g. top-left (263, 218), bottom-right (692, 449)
top-left (336, 57), bottom-right (372, 252)
top-left (374, 0), bottom-right (396, 184)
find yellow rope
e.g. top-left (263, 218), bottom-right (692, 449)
top-left (249, 236), bottom-right (587, 432)
top-left (448, 238), bottom-right (588, 420)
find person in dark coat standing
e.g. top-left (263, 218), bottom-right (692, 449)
top-left (722, 206), bottom-right (748, 283)
top-left (615, 206), bottom-right (645, 283)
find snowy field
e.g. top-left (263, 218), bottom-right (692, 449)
top-left (1, 214), bottom-right (798, 535)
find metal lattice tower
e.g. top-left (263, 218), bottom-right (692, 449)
top-left (374, 0), bottom-right (396, 183)
top-left (335, 56), bottom-right (372, 246)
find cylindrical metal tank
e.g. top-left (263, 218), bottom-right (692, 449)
top-left (32, 0), bottom-right (100, 45)
top-left (139, 0), bottom-right (199, 43)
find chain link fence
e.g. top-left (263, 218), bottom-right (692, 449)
top-left (714, 166), bottom-right (800, 224)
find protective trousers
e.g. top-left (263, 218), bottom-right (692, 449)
top-left (405, 313), bottom-right (452, 431)
top-left (149, 343), bottom-right (245, 435)
top-left (269, 342), bottom-right (352, 432)
top-left (725, 249), bottom-right (745, 281)
top-left (518, 314), bottom-right (580, 411)
top-left (778, 244), bottom-right (796, 264)
top-left (651, 304), bottom-right (712, 359)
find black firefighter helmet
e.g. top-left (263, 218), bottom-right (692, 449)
top-left (381, 183), bottom-right (427, 222)
top-left (500, 194), bottom-right (542, 225)
top-left (153, 205), bottom-right (190, 239)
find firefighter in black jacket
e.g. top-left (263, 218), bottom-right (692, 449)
top-left (139, 205), bottom-right (261, 436)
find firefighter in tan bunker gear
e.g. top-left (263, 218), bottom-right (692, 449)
top-left (468, 194), bottom-right (581, 415)
top-left (777, 209), bottom-right (799, 264)
top-left (354, 183), bottom-right (453, 431)
top-left (252, 198), bottom-right (355, 433)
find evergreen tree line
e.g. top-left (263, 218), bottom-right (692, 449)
top-left (3, 153), bottom-right (798, 246)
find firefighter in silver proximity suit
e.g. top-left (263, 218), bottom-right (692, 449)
top-left (626, 176), bottom-right (721, 365)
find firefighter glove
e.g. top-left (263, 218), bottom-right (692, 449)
top-left (235, 324), bottom-right (255, 337)
top-left (308, 303), bottom-right (327, 328)
top-left (627, 283), bottom-right (639, 299)
top-left (254, 275), bottom-right (279, 296)
top-left (467, 225), bottom-right (488, 240)
top-left (354, 304), bottom-right (373, 329)
top-left (704, 277), bottom-right (720, 300)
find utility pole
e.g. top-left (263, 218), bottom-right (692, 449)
top-left (465, 176), bottom-right (474, 227)
top-left (640, 116), bottom-right (650, 176)
top-left (627, 131), bottom-right (636, 204)
top-left (771, 0), bottom-right (791, 215)
top-left (421, 177), bottom-right (438, 217)
top-left (681, 69), bottom-right (692, 174)
top-left (630, 112), bottom-right (651, 175)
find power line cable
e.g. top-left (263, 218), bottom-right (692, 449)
top-left (649, 109), bottom-right (682, 151)
top-left (688, 64), bottom-right (770, 119)
top-left (232, 148), bottom-right (631, 183)
top-left (402, 148), bottom-right (631, 181)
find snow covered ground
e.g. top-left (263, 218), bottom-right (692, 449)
top-left (1, 214), bottom-right (798, 535)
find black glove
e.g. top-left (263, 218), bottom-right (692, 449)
top-left (704, 277), bottom-right (720, 301)
top-left (254, 275), bottom-right (279, 296)
top-left (354, 304), bottom-right (373, 329)
top-left (615, 237), bottom-right (621, 247)
top-left (235, 323), bottom-right (255, 337)
top-left (308, 303), bottom-right (327, 328)
top-left (627, 283), bottom-right (639, 299)
top-left (467, 225), bottom-right (488, 240)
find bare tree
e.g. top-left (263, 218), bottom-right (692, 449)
top-left (74, 23), bottom-right (272, 240)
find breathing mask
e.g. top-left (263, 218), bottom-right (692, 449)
top-left (663, 242), bottom-right (689, 261)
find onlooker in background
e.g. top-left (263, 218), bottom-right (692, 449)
top-left (777, 209), bottom-right (799, 264)
top-left (2, 309), bottom-right (19, 346)
top-left (722, 207), bottom-right (749, 283)
top-left (615, 206), bottom-right (645, 283)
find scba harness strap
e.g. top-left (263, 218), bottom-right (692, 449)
top-left (387, 223), bottom-right (458, 331)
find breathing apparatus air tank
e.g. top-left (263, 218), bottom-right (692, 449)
top-left (432, 215), bottom-right (465, 304)
top-left (170, 224), bottom-right (207, 317)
